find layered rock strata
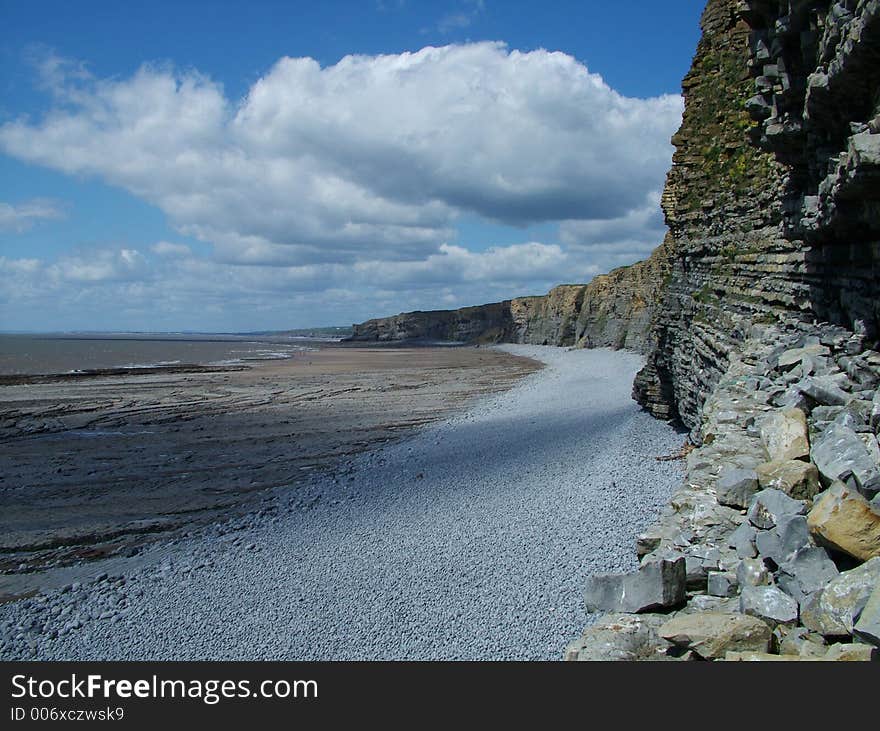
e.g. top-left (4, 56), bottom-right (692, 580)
top-left (634, 0), bottom-right (880, 429)
top-left (348, 243), bottom-right (669, 354)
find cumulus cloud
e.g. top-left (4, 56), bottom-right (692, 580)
top-left (0, 198), bottom-right (66, 232)
top-left (0, 44), bottom-right (681, 330)
top-left (559, 191), bottom-right (667, 268)
top-left (1, 43), bottom-right (679, 269)
top-left (151, 241), bottom-right (192, 258)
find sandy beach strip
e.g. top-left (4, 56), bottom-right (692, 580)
top-left (0, 345), bottom-right (685, 660)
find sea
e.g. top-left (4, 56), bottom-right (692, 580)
top-left (0, 332), bottom-right (342, 376)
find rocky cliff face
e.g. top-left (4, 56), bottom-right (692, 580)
top-left (567, 0), bottom-right (880, 664)
top-left (348, 301), bottom-right (515, 344)
top-left (634, 0), bottom-right (880, 430)
top-left (349, 247), bottom-right (667, 353)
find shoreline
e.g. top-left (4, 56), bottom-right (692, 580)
top-left (0, 345), bottom-right (540, 599)
top-left (0, 345), bottom-right (685, 660)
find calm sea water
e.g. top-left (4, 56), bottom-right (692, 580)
top-left (0, 333), bottom-right (335, 375)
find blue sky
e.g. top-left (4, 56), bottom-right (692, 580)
top-left (0, 0), bottom-right (706, 332)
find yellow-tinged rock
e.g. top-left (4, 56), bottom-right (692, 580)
top-left (807, 481), bottom-right (880, 561)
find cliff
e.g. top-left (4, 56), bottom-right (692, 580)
top-left (349, 243), bottom-right (670, 354)
top-left (348, 301), bottom-right (515, 344)
top-left (634, 0), bottom-right (880, 430)
top-left (567, 0), bottom-right (880, 662)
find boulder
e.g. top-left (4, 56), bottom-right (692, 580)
top-left (707, 571), bottom-right (739, 598)
top-left (801, 557), bottom-right (880, 637)
top-left (583, 558), bottom-right (687, 614)
top-left (755, 460), bottom-right (822, 500)
top-left (760, 408), bottom-right (810, 461)
top-left (777, 626), bottom-right (827, 657)
top-left (728, 522), bottom-right (758, 559)
top-left (740, 584), bottom-right (799, 626)
top-left (564, 613), bottom-right (672, 661)
top-left (736, 558), bottom-right (771, 587)
top-left (716, 467), bottom-right (760, 509)
top-left (798, 377), bottom-right (852, 406)
top-left (822, 643), bottom-right (877, 661)
top-left (853, 584), bottom-right (880, 647)
top-left (658, 612), bottom-right (771, 660)
top-left (807, 481), bottom-right (880, 561)
top-left (810, 423), bottom-right (880, 496)
top-left (776, 547), bottom-right (839, 605)
top-left (754, 515), bottom-right (810, 565)
top-left (747, 489), bottom-right (806, 530)
top-left (776, 345), bottom-right (830, 370)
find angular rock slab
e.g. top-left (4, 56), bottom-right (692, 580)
top-left (740, 584), bottom-right (799, 626)
top-left (747, 489), bottom-right (806, 530)
top-left (716, 467), bottom-right (759, 509)
top-left (811, 423), bottom-right (880, 496)
top-left (754, 514), bottom-right (810, 565)
top-left (707, 571), bottom-right (739, 598)
top-left (801, 557), bottom-right (880, 637)
top-left (853, 584), bottom-right (880, 648)
top-left (755, 459), bottom-right (822, 501)
top-left (760, 408), bottom-right (810, 461)
top-left (659, 612), bottom-right (771, 660)
top-left (564, 613), bottom-right (671, 662)
top-left (798, 377), bottom-right (851, 407)
top-left (807, 481), bottom-right (880, 561)
top-left (736, 558), bottom-right (771, 587)
top-left (583, 558), bottom-right (686, 614)
top-left (728, 522), bottom-right (758, 559)
top-left (776, 547), bottom-right (839, 605)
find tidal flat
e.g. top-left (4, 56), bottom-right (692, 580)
top-left (0, 345), bottom-right (539, 599)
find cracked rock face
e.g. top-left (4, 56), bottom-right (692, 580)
top-left (634, 0), bottom-right (880, 427)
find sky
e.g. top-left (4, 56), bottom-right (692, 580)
top-left (0, 0), bottom-right (707, 332)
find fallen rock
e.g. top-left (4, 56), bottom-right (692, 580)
top-left (728, 523), bottom-right (758, 559)
top-left (801, 557), bottom-right (880, 637)
top-left (747, 489), bottom-right (806, 530)
top-left (776, 547), bottom-right (840, 605)
top-left (564, 613), bottom-right (672, 661)
top-left (777, 345), bottom-right (831, 370)
top-left (853, 584), bottom-right (880, 647)
top-left (716, 467), bottom-right (760, 509)
top-left (807, 481), bottom-right (880, 561)
top-left (736, 558), bottom-right (771, 587)
top-left (755, 460), bottom-right (822, 500)
top-left (707, 571), bottom-right (739, 598)
top-left (798, 377), bottom-right (852, 406)
top-left (583, 558), bottom-right (687, 614)
top-left (754, 515), bottom-right (810, 565)
top-left (777, 626), bottom-right (827, 657)
top-left (740, 584), bottom-right (799, 626)
top-left (760, 408), bottom-right (810, 461)
top-left (822, 643), bottom-right (877, 661)
top-left (658, 612), bottom-right (771, 660)
top-left (810, 423), bottom-right (880, 496)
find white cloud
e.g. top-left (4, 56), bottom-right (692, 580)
top-left (151, 241), bottom-right (192, 258)
top-left (47, 248), bottom-right (148, 283)
top-left (0, 44), bottom-right (680, 330)
top-left (0, 199), bottom-right (66, 232)
top-left (1, 43), bottom-right (679, 269)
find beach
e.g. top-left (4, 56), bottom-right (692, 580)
top-left (0, 345), bottom-right (684, 660)
top-left (0, 344), bottom-right (539, 594)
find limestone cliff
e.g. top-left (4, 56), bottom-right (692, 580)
top-left (348, 301), bottom-right (515, 344)
top-left (349, 246), bottom-right (668, 353)
top-left (634, 0), bottom-right (880, 429)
